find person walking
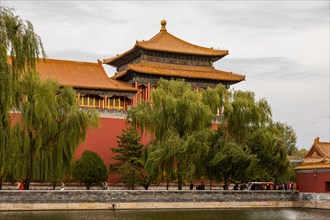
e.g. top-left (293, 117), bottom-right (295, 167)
top-left (16, 181), bottom-right (20, 190)
top-left (60, 182), bottom-right (65, 190)
top-left (189, 181), bottom-right (194, 190)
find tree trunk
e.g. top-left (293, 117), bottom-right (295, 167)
top-left (52, 182), bottom-right (56, 190)
top-left (224, 174), bottom-right (229, 190)
top-left (129, 168), bottom-right (135, 190)
top-left (178, 180), bottom-right (182, 190)
top-left (0, 177), bottom-right (2, 190)
top-left (209, 178), bottom-right (212, 190)
top-left (23, 179), bottom-right (30, 190)
top-left (166, 180), bottom-right (169, 190)
top-left (177, 165), bottom-right (182, 190)
top-left (25, 134), bottom-right (34, 190)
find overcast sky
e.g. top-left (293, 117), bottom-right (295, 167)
top-left (2, 0), bottom-right (329, 149)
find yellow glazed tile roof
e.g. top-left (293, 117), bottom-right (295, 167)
top-left (295, 163), bottom-right (330, 170)
top-left (295, 137), bottom-right (330, 170)
top-left (112, 61), bottom-right (245, 82)
top-left (35, 58), bottom-right (136, 91)
top-left (305, 137), bottom-right (330, 158)
top-left (315, 141), bottom-right (330, 158)
top-left (303, 158), bottom-right (330, 164)
top-left (104, 20), bottom-right (228, 65)
top-left (137, 29), bottom-right (228, 57)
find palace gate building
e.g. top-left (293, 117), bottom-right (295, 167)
top-left (36, 20), bottom-right (245, 182)
top-left (295, 137), bottom-right (330, 193)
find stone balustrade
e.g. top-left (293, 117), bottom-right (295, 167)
top-left (2, 190), bottom-right (329, 210)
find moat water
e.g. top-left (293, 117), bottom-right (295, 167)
top-left (0, 208), bottom-right (329, 220)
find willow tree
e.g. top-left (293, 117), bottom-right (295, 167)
top-left (128, 79), bottom-right (213, 189)
top-left (208, 88), bottom-right (292, 188)
top-left (272, 122), bottom-right (297, 156)
top-left (0, 8), bottom-right (45, 188)
top-left (15, 72), bottom-right (98, 189)
top-left (248, 123), bottom-right (290, 182)
top-left (210, 90), bottom-right (272, 188)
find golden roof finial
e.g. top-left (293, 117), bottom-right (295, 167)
top-left (314, 137), bottom-right (320, 144)
top-left (160, 19), bottom-right (167, 32)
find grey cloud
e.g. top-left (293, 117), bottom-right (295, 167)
top-left (47, 50), bottom-right (109, 62)
top-left (215, 57), bottom-right (328, 81)
top-left (307, 114), bottom-right (330, 126)
top-left (4, 1), bottom-right (128, 26)
top-left (198, 1), bottom-right (329, 32)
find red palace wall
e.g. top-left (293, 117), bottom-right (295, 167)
top-left (296, 170), bottom-right (330, 193)
top-left (76, 117), bottom-right (150, 183)
top-left (10, 113), bottom-right (218, 183)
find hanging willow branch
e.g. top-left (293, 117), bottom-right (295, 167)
top-left (0, 7), bottom-right (45, 186)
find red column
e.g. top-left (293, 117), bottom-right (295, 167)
top-left (147, 82), bottom-right (151, 101)
top-left (133, 82), bottom-right (138, 106)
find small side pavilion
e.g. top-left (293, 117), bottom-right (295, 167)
top-left (295, 137), bottom-right (330, 193)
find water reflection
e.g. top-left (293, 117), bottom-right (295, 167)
top-left (0, 208), bottom-right (329, 220)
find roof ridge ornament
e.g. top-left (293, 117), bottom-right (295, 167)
top-left (160, 19), bottom-right (167, 32)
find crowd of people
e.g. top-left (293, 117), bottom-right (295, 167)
top-left (14, 180), bottom-right (296, 191)
top-left (233, 182), bottom-right (297, 190)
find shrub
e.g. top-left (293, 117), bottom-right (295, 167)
top-left (73, 150), bottom-right (108, 189)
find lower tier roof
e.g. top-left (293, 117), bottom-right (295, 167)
top-left (112, 61), bottom-right (245, 83)
top-left (35, 58), bottom-right (136, 91)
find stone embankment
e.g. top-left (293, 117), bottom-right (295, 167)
top-left (0, 190), bottom-right (329, 211)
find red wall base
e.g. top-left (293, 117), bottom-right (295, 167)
top-left (76, 117), bottom-right (150, 183)
top-left (296, 170), bottom-right (330, 193)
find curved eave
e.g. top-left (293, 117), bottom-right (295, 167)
top-left (103, 45), bottom-right (228, 67)
top-left (72, 85), bottom-right (137, 92)
top-left (112, 62), bottom-right (245, 83)
top-left (137, 44), bottom-right (228, 60)
top-left (103, 45), bottom-right (139, 67)
top-left (295, 163), bottom-right (330, 170)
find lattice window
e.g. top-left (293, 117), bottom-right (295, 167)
top-left (80, 95), bottom-right (102, 108)
top-left (107, 96), bottom-right (127, 110)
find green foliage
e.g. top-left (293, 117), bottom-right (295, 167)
top-left (272, 122), bottom-right (297, 156)
top-left (0, 7), bottom-right (45, 186)
top-left (129, 79), bottom-right (297, 187)
top-left (73, 150), bottom-right (108, 190)
top-left (0, 8), bottom-right (98, 189)
top-left (0, 7), bottom-right (45, 75)
top-left (110, 127), bottom-right (144, 189)
top-left (128, 79), bottom-right (213, 186)
top-left (225, 90), bottom-right (272, 144)
top-left (248, 124), bottom-right (290, 182)
top-left (208, 88), bottom-right (295, 186)
top-left (292, 148), bottom-right (308, 158)
top-left (15, 72), bottom-right (98, 189)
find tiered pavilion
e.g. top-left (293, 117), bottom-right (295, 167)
top-left (104, 20), bottom-right (244, 105)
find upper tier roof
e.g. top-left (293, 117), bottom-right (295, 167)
top-left (104, 20), bottom-right (228, 66)
top-left (112, 60), bottom-right (245, 82)
top-left (35, 58), bottom-right (136, 91)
